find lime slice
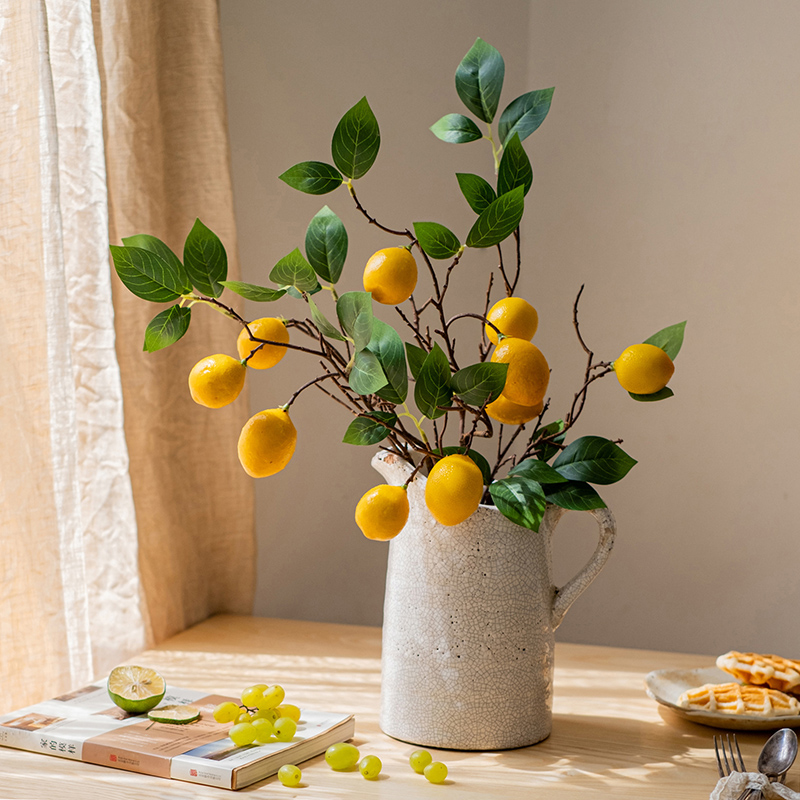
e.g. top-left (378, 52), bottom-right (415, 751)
top-left (107, 665), bottom-right (166, 714)
top-left (147, 705), bottom-right (201, 725)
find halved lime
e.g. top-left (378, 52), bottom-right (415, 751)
top-left (107, 665), bottom-right (166, 714)
top-left (147, 705), bottom-right (201, 725)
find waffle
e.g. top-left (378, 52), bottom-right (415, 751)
top-left (677, 682), bottom-right (800, 717)
top-left (716, 651), bottom-right (800, 696)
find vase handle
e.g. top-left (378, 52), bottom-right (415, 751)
top-left (550, 507), bottom-right (616, 630)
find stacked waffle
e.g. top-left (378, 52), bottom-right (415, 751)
top-left (677, 651), bottom-right (800, 717)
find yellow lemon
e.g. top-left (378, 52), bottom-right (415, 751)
top-left (363, 247), bottom-right (418, 305)
top-left (355, 485), bottom-right (410, 541)
top-left (614, 343), bottom-right (675, 394)
top-left (237, 318), bottom-right (290, 369)
top-left (490, 338), bottom-right (550, 407)
top-left (486, 395), bottom-right (544, 426)
top-left (237, 408), bottom-right (297, 477)
top-left (485, 297), bottom-right (539, 345)
top-left (425, 454), bottom-right (484, 527)
top-left (188, 354), bottom-right (246, 409)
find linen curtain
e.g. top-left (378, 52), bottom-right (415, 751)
top-left (0, 0), bottom-right (254, 712)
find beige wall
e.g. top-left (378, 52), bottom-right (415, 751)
top-left (220, 1), bottom-right (800, 656)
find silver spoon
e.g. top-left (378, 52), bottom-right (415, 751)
top-left (758, 728), bottom-right (798, 784)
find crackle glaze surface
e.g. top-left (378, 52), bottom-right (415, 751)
top-left (374, 450), bottom-right (616, 750)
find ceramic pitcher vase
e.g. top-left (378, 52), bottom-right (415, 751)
top-left (373, 449), bottom-right (616, 751)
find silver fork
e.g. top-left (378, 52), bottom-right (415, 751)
top-left (714, 734), bottom-right (754, 800)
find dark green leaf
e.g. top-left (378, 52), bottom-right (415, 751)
top-left (451, 362), bottom-right (507, 406)
top-left (553, 436), bottom-right (637, 485)
top-left (307, 295), bottom-right (347, 341)
top-left (466, 186), bottom-right (525, 248)
top-left (497, 133), bottom-right (533, 197)
top-left (331, 97), bottom-right (381, 180)
top-left (455, 37), bottom-right (505, 124)
top-left (122, 234), bottom-right (188, 287)
top-left (183, 219), bottom-right (227, 298)
top-left (456, 172), bottom-right (497, 214)
top-left (544, 480), bottom-right (607, 511)
top-left (369, 319), bottom-right (408, 404)
top-left (498, 88), bottom-right (555, 146)
top-left (142, 305), bottom-right (191, 352)
top-left (629, 387), bottom-right (675, 402)
top-left (337, 291), bottom-right (374, 351)
top-left (349, 349), bottom-right (388, 395)
top-left (305, 205), bottom-right (348, 284)
top-left (414, 343), bottom-right (452, 419)
top-left (405, 342), bottom-right (428, 380)
top-left (643, 321), bottom-right (687, 360)
top-left (342, 412), bottom-right (398, 446)
top-left (509, 458), bottom-right (567, 484)
top-left (489, 476), bottom-right (547, 532)
top-left (270, 248), bottom-right (321, 294)
top-left (110, 245), bottom-right (188, 302)
top-left (434, 446), bottom-right (492, 486)
top-left (412, 222), bottom-right (461, 260)
top-left (533, 419), bottom-right (565, 463)
top-left (279, 161), bottom-right (344, 195)
top-left (430, 113), bottom-right (483, 143)
top-left (220, 281), bottom-right (286, 302)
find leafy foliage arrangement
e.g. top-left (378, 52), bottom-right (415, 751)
top-left (111, 38), bottom-right (685, 536)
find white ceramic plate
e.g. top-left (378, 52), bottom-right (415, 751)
top-left (645, 666), bottom-right (800, 730)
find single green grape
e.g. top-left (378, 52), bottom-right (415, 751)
top-left (325, 742), bottom-right (360, 771)
top-left (241, 684), bottom-right (268, 708)
top-left (212, 702), bottom-right (241, 723)
top-left (409, 749), bottom-right (432, 774)
top-left (229, 722), bottom-right (257, 747)
top-left (424, 761), bottom-right (448, 784)
top-left (277, 764), bottom-right (302, 787)
top-left (275, 703), bottom-right (301, 722)
top-left (236, 711), bottom-right (252, 724)
top-left (273, 717), bottom-right (297, 742)
top-left (251, 718), bottom-right (275, 743)
top-left (359, 754), bottom-right (382, 780)
top-left (262, 684), bottom-right (285, 709)
top-left (252, 707), bottom-right (279, 723)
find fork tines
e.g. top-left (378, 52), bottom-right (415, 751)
top-left (714, 732), bottom-right (747, 778)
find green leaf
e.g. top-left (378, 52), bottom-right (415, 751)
top-left (497, 133), bottom-right (533, 197)
top-left (533, 419), bottom-right (565, 463)
top-left (183, 219), bottom-right (228, 298)
top-left (342, 412), bottom-right (398, 446)
top-left (455, 37), bottom-right (505, 124)
top-left (451, 362), bottom-right (507, 406)
top-left (368, 319), bottom-right (408, 404)
top-left (405, 342), bottom-right (428, 380)
top-left (412, 222), bottom-right (461, 260)
top-left (220, 281), bottom-right (286, 302)
top-left (466, 186), bottom-right (524, 248)
top-left (307, 295), bottom-right (347, 341)
top-left (142, 305), bottom-right (191, 352)
top-left (509, 458), bottom-right (567, 484)
top-left (489, 476), bottom-right (547, 532)
top-left (269, 248), bottom-right (321, 294)
top-left (331, 97), bottom-right (381, 180)
top-left (643, 321), bottom-right (687, 360)
top-left (553, 436), bottom-right (637, 485)
top-left (337, 291), bottom-right (374, 351)
top-left (629, 387), bottom-right (675, 402)
top-left (279, 161), bottom-right (344, 195)
top-left (498, 88), bottom-right (555, 146)
top-left (305, 206), bottom-right (348, 284)
top-left (349, 349), bottom-right (388, 395)
top-left (433, 447), bottom-right (492, 486)
top-left (544, 481), bottom-right (607, 511)
top-left (430, 113), bottom-right (483, 143)
top-left (414, 343), bottom-right (452, 419)
top-left (110, 245), bottom-right (188, 302)
top-left (122, 234), bottom-right (188, 288)
top-left (456, 172), bottom-right (497, 214)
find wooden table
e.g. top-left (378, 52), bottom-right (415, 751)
top-left (0, 615), bottom-right (794, 798)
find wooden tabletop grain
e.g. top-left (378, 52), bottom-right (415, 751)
top-left (0, 615), bottom-right (793, 798)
